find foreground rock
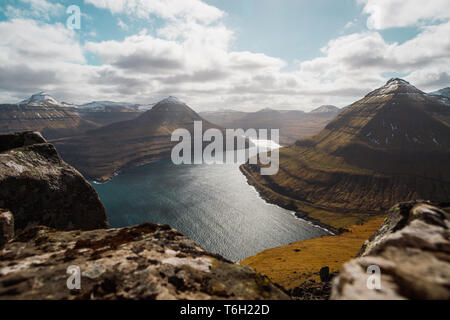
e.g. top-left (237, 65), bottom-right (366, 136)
top-left (0, 131), bottom-right (108, 234)
top-left (0, 223), bottom-right (289, 300)
top-left (331, 201), bottom-right (450, 300)
top-left (0, 209), bottom-right (14, 248)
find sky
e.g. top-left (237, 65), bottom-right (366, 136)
top-left (0, 0), bottom-right (449, 111)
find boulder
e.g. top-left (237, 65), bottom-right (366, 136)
top-left (0, 131), bottom-right (108, 232)
top-left (331, 201), bottom-right (450, 300)
top-left (0, 223), bottom-right (290, 300)
top-left (0, 131), bottom-right (46, 153)
top-left (319, 266), bottom-right (330, 282)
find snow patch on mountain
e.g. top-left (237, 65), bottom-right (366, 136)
top-left (157, 96), bottom-right (185, 105)
top-left (428, 87), bottom-right (450, 105)
top-left (19, 92), bottom-right (63, 107)
top-left (77, 101), bottom-right (141, 112)
top-left (429, 87), bottom-right (450, 98)
top-left (309, 105), bottom-right (340, 114)
top-left (367, 78), bottom-right (424, 99)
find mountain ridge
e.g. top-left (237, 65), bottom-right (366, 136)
top-left (240, 79), bottom-right (450, 230)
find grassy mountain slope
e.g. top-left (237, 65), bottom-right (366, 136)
top-left (241, 79), bottom-right (450, 229)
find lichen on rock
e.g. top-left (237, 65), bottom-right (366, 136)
top-left (0, 223), bottom-right (289, 300)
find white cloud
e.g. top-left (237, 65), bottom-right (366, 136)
top-left (117, 18), bottom-right (128, 30)
top-left (1, 0), bottom-right (64, 21)
top-left (297, 21), bottom-right (450, 95)
top-left (84, 0), bottom-right (224, 24)
top-left (344, 21), bottom-right (356, 29)
top-left (0, 1), bottom-right (449, 111)
top-left (0, 19), bottom-right (84, 63)
top-left (358, 0), bottom-right (450, 29)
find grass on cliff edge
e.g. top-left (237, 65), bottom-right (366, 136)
top-left (240, 217), bottom-right (385, 289)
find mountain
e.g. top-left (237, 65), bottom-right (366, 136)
top-left (77, 101), bottom-right (145, 126)
top-left (429, 87), bottom-right (450, 98)
top-left (200, 107), bottom-right (340, 145)
top-left (241, 79), bottom-right (450, 230)
top-left (54, 97), bottom-right (230, 182)
top-left (18, 91), bottom-right (69, 107)
top-left (78, 101), bottom-right (141, 112)
top-left (428, 87), bottom-right (450, 105)
top-left (309, 105), bottom-right (340, 114)
top-left (0, 92), bottom-right (100, 139)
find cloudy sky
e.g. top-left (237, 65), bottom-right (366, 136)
top-left (0, 0), bottom-right (449, 111)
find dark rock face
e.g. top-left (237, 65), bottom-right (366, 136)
top-left (0, 131), bottom-right (108, 232)
top-left (0, 223), bottom-right (289, 300)
top-left (0, 209), bottom-right (14, 248)
top-left (290, 269), bottom-right (338, 300)
top-left (331, 201), bottom-right (450, 300)
top-left (319, 266), bottom-right (330, 282)
top-left (0, 131), bottom-right (46, 153)
top-left (290, 280), bottom-right (333, 300)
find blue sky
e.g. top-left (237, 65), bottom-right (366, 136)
top-left (0, 0), bottom-right (449, 110)
top-left (0, 0), bottom-right (422, 67)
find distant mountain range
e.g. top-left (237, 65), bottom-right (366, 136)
top-left (428, 87), bottom-right (450, 105)
top-left (0, 92), bottom-right (147, 138)
top-left (200, 105), bottom-right (342, 145)
top-left (241, 79), bottom-right (450, 230)
top-left (0, 92), bottom-right (100, 139)
top-left (309, 105), bottom-right (341, 114)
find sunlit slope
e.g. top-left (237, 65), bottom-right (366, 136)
top-left (242, 79), bottom-right (450, 223)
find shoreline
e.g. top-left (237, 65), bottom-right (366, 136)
top-left (239, 164), bottom-right (343, 235)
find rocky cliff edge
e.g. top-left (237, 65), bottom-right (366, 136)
top-left (331, 201), bottom-right (450, 300)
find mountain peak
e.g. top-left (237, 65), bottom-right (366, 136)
top-left (366, 78), bottom-right (424, 98)
top-left (19, 92), bottom-right (61, 107)
top-left (310, 105), bottom-right (340, 114)
top-left (139, 96), bottom-right (201, 123)
top-left (156, 96), bottom-right (185, 106)
top-left (386, 78), bottom-right (410, 86)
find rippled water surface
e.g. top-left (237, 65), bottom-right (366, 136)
top-left (92, 159), bottom-right (328, 261)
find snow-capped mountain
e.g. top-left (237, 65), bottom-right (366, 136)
top-left (309, 105), bottom-right (340, 114)
top-left (18, 92), bottom-right (67, 107)
top-left (156, 96), bottom-right (185, 106)
top-left (77, 101), bottom-right (141, 112)
top-left (429, 87), bottom-right (450, 98)
top-left (428, 87), bottom-right (450, 105)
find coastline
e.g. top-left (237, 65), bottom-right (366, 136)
top-left (239, 164), bottom-right (344, 235)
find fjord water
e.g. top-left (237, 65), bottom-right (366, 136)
top-left (92, 159), bottom-right (328, 261)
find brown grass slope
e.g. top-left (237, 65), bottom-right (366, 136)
top-left (0, 104), bottom-right (100, 139)
top-left (241, 79), bottom-right (450, 228)
top-left (53, 98), bottom-right (227, 182)
top-left (241, 217), bottom-right (385, 289)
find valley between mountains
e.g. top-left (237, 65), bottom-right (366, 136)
top-left (0, 79), bottom-right (449, 299)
